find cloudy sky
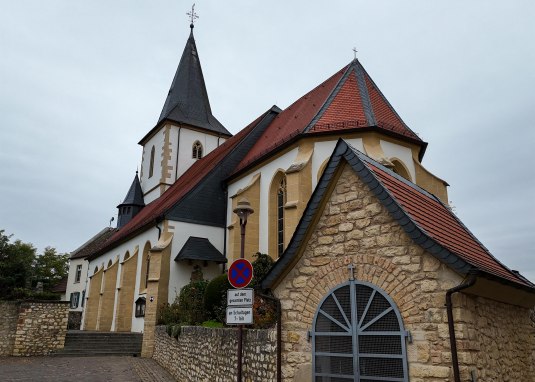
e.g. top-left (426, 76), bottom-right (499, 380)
top-left (1, 1), bottom-right (534, 281)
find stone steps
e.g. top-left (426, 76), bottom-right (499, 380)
top-left (53, 330), bottom-right (143, 357)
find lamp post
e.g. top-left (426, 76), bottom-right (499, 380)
top-left (233, 198), bottom-right (254, 382)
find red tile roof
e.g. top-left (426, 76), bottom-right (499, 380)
top-left (234, 60), bottom-right (424, 175)
top-left (367, 161), bottom-right (531, 287)
top-left (262, 140), bottom-right (533, 290)
top-left (92, 111), bottom-right (270, 257)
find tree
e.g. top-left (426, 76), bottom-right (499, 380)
top-left (0, 230), bottom-right (37, 298)
top-left (34, 246), bottom-right (69, 291)
top-left (0, 230), bottom-right (69, 299)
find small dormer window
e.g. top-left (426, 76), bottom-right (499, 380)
top-left (135, 297), bottom-right (146, 317)
top-left (192, 141), bottom-right (203, 159)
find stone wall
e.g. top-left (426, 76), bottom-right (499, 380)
top-left (271, 165), bottom-right (535, 381)
top-left (153, 325), bottom-right (276, 381)
top-left (0, 300), bottom-right (69, 356)
top-left (460, 293), bottom-right (535, 380)
top-left (0, 301), bottom-right (19, 356)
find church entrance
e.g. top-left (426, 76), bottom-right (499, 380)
top-left (312, 281), bottom-right (409, 382)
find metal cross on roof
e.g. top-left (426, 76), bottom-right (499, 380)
top-left (353, 47), bottom-right (358, 60)
top-left (187, 4), bottom-right (199, 27)
top-left (348, 263), bottom-right (356, 281)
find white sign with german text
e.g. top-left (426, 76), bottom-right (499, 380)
top-left (227, 288), bottom-right (254, 307)
top-left (226, 307), bottom-right (253, 325)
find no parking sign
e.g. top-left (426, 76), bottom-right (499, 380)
top-left (228, 259), bottom-right (253, 289)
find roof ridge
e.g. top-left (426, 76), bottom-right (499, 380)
top-left (302, 64), bottom-right (354, 133)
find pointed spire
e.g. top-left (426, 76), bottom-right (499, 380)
top-left (116, 172), bottom-right (145, 229)
top-left (157, 25), bottom-right (231, 136)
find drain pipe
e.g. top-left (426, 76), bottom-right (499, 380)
top-left (257, 292), bottom-right (282, 382)
top-left (446, 275), bottom-right (477, 382)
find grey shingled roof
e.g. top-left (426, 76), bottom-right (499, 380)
top-left (70, 227), bottom-right (116, 260)
top-left (174, 236), bottom-right (227, 263)
top-left (156, 27), bottom-right (230, 137)
top-left (118, 172), bottom-right (145, 207)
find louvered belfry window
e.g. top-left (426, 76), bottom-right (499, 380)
top-left (312, 281), bottom-right (408, 382)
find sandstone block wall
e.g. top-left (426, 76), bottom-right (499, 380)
top-left (0, 301), bottom-right (19, 356)
top-left (0, 300), bottom-right (69, 356)
top-left (272, 165), bottom-right (535, 382)
top-left (153, 325), bottom-right (276, 381)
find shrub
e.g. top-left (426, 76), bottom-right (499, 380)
top-left (177, 280), bottom-right (208, 325)
top-left (171, 324), bottom-right (182, 339)
top-left (204, 274), bottom-right (231, 323)
top-left (202, 320), bottom-right (224, 328)
top-left (157, 299), bottom-right (180, 325)
top-left (250, 252), bottom-right (274, 289)
top-left (252, 294), bottom-right (277, 329)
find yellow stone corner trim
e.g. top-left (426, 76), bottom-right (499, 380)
top-left (230, 173), bottom-right (261, 199)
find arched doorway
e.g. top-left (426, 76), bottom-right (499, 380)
top-left (312, 281), bottom-right (408, 381)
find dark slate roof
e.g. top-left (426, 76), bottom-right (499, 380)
top-left (149, 27), bottom-right (230, 139)
top-left (118, 172), bottom-right (145, 207)
top-left (174, 236), bottom-right (227, 263)
top-left (232, 59), bottom-right (426, 177)
top-left (93, 106), bottom-right (281, 257)
top-left (51, 276), bottom-right (68, 293)
top-left (262, 139), bottom-right (535, 291)
top-left (70, 227), bottom-right (117, 260)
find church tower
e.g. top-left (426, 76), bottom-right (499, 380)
top-left (117, 172), bottom-right (145, 228)
top-left (138, 23), bottom-right (231, 203)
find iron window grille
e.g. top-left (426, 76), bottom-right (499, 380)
top-left (312, 280), bottom-right (409, 382)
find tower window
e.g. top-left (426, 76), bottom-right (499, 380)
top-left (192, 141), bottom-right (203, 159)
top-left (149, 146), bottom-right (155, 178)
top-left (277, 177), bottom-right (286, 257)
top-left (75, 264), bottom-right (82, 283)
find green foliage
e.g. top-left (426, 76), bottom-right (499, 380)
top-left (203, 274), bottom-right (231, 322)
top-left (201, 320), bottom-right (224, 328)
top-left (177, 280), bottom-right (208, 324)
top-left (0, 230), bottom-right (69, 300)
top-left (34, 247), bottom-right (69, 291)
top-left (157, 300), bottom-right (181, 325)
top-left (171, 324), bottom-right (182, 339)
top-left (250, 252), bottom-right (274, 289)
top-left (252, 294), bottom-right (277, 329)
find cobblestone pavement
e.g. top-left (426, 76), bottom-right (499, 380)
top-left (0, 356), bottom-right (176, 382)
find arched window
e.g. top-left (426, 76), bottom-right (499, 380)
top-left (269, 171), bottom-right (287, 258)
top-left (391, 159), bottom-right (411, 182)
top-left (276, 177), bottom-right (286, 257)
top-left (149, 146), bottom-right (155, 178)
top-left (140, 241), bottom-right (152, 292)
top-left (94, 266), bottom-right (99, 274)
top-left (192, 141), bottom-right (203, 159)
top-left (107, 259), bottom-right (113, 268)
top-left (312, 281), bottom-right (408, 381)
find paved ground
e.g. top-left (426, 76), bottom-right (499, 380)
top-left (0, 356), bottom-right (176, 382)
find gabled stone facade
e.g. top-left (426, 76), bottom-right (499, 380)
top-left (272, 164), bottom-right (535, 382)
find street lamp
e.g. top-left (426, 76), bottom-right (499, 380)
top-left (233, 198), bottom-right (254, 382)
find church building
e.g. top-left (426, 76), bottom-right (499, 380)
top-left (68, 21), bottom-right (535, 381)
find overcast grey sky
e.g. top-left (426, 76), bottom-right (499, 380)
top-left (1, 1), bottom-right (534, 281)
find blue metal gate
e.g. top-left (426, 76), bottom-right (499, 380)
top-left (312, 281), bottom-right (409, 382)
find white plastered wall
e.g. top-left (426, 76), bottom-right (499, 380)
top-left (65, 258), bottom-right (88, 311)
top-left (84, 228), bottom-right (158, 333)
top-left (140, 129), bottom-right (166, 203)
top-left (170, 126), bottom-right (225, 180)
top-left (380, 140), bottom-right (416, 181)
top-left (226, 138), bottom-right (365, 256)
top-left (167, 221), bottom-right (225, 303)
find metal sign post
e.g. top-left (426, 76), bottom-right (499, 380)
top-left (232, 198), bottom-right (254, 382)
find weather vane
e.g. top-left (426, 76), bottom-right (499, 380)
top-left (353, 47), bottom-right (358, 60)
top-left (187, 4), bottom-right (199, 28)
